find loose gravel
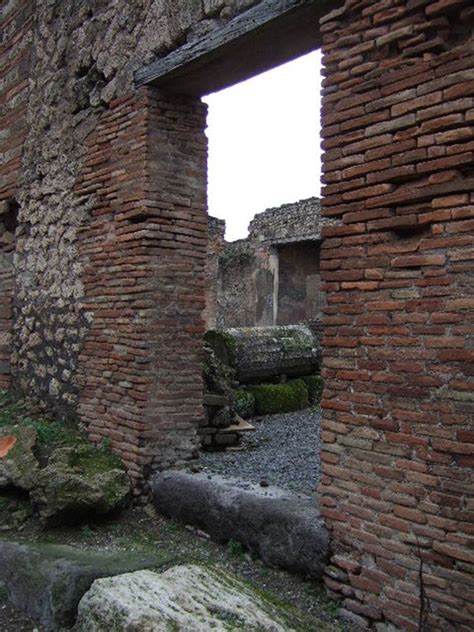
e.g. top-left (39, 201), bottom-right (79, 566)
top-left (199, 407), bottom-right (322, 496)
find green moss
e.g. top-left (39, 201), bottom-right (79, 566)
top-left (248, 380), bottom-right (309, 416)
top-left (302, 375), bottom-right (324, 406)
top-left (0, 390), bottom-right (30, 427)
top-left (65, 443), bottom-right (123, 475)
top-left (24, 418), bottom-right (69, 444)
top-left (0, 389), bottom-right (123, 470)
top-left (233, 390), bottom-right (255, 419)
top-left (227, 539), bottom-right (246, 560)
top-left (204, 330), bottom-right (237, 369)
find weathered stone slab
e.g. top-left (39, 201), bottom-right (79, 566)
top-left (0, 541), bottom-right (170, 630)
top-left (152, 471), bottom-right (329, 577)
top-left (76, 564), bottom-right (296, 631)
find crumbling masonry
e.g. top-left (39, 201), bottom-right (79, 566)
top-left (1, 1), bottom-right (473, 630)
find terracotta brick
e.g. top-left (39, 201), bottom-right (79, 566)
top-left (320, 2), bottom-right (473, 628)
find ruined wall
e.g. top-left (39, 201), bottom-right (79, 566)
top-left (207, 197), bottom-right (323, 328)
top-left (216, 238), bottom-right (257, 328)
top-left (0, 0), bottom-right (33, 390)
top-left (319, 2), bottom-right (474, 630)
top-left (277, 241), bottom-right (322, 325)
top-left (1, 0), bottom-right (265, 486)
top-left (3, 0), bottom-right (473, 624)
top-left (248, 196), bottom-right (322, 243)
top-left (203, 216), bottom-right (226, 329)
top-left (0, 201), bottom-right (18, 389)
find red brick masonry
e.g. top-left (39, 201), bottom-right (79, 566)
top-left (76, 89), bottom-right (207, 491)
top-left (319, 1), bottom-right (474, 630)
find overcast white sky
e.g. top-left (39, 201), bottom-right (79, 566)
top-left (203, 50), bottom-right (322, 242)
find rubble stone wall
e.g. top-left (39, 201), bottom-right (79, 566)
top-left (215, 238), bottom-right (257, 328)
top-left (248, 196), bottom-right (322, 243)
top-left (319, 1), bottom-right (474, 630)
top-left (0, 0), bottom-right (33, 390)
top-left (0, 0), bottom-right (264, 485)
top-left (0, 201), bottom-right (17, 389)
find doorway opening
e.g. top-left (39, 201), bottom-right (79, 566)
top-left (131, 0), bottom-right (337, 486)
top-left (197, 52), bottom-right (324, 499)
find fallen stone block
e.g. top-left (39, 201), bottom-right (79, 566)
top-left (0, 541), bottom-right (170, 630)
top-left (29, 445), bottom-right (130, 526)
top-left (152, 471), bottom-right (329, 577)
top-left (76, 564), bottom-right (296, 631)
top-left (205, 325), bottom-right (321, 382)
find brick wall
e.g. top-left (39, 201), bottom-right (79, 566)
top-left (1, 0), bottom-right (265, 418)
top-left (0, 0), bottom-right (32, 390)
top-left (319, 1), bottom-right (474, 630)
top-left (76, 88), bottom-right (207, 491)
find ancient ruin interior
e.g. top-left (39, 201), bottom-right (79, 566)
top-left (205, 197), bottom-right (324, 328)
top-left (1, 0), bottom-right (473, 630)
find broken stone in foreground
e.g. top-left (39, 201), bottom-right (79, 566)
top-left (76, 564), bottom-right (296, 632)
top-left (0, 541), bottom-right (169, 630)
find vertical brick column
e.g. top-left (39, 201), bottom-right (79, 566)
top-left (319, 1), bottom-right (473, 630)
top-left (76, 88), bottom-right (207, 491)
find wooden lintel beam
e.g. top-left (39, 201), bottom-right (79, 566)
top-left (134, 0), bottom-right (336, 96)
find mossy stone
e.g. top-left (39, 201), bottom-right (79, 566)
top-left (29, 446), bottom-right (130, 527)
top-left (234, 390), bottom-right (255, 419)
top-left (204, 330), bottom-right (238, 369)
top-left (302, 375), bottom-right (324, 405)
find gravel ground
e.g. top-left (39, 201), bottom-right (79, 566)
top-left (199, 407), bottom-right (321, 496)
